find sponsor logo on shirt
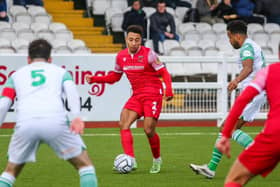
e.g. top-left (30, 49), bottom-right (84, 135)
top-left (243, 50), bottom-right (252, 57)
top-left (123, 66), bottom-right (144, 70)
top-left (138, 55), bottom-right (144, 63)
top-left (155, 57), bottom-right (161, 65)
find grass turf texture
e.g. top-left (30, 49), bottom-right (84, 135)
top-left (0, 126), bottom-right (279, 187)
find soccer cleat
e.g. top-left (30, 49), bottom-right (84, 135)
top-left (132, 160), bottom-right (138, 170)
top-left (149, 159), bottom-right (162, 174)
top-left (189, 164), bottom-right (215, 179)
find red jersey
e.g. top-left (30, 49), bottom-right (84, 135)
top-left (223, 63), bottom-right (280, 137)
top-left (114, 46), bottom-right (165, 95)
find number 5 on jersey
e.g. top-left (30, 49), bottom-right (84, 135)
top-left (31, 70), bottom-right (46, 87)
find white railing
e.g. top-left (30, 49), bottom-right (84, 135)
top-left (160, 55), bottom-right (278, 125)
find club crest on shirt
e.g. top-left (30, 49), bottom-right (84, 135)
top-left (155, 57), bottom-right (161, 65)
top-left (123, 57), bottom-right (127, 62)
top-left (138, 55), bottom-right (144, 63)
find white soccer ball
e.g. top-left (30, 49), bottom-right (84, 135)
top-left (114, 154), bottom-right (134, 174)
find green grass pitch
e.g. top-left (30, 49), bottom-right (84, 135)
top-left (0, 126), bottom-right (279, 187)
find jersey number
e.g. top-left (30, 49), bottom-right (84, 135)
top-left (31, 70), bottom-right (46, 87)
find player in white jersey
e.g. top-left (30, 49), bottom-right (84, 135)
top-left (0, 39), bottom-right (98, 187)
top-left (190, 20), bottom-right (266, 179)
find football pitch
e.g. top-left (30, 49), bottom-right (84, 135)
top-left (0, 126), bottom-right (279, 187)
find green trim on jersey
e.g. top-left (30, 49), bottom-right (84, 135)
top-left (3, 77), bottom-right (15, 89)
top-left (261, 51), bottom-right (266, 67)
top-left (240, 43), bottom-right (254, 61)
top-left (63, 71), bottom-right (73, 82)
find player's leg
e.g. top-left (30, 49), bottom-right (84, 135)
top-left (224, 159), bottom-right (254, 187)
top-left (189, 118), bottom-right (250, 179)
top-left (0, 120), bottom-right (40, 186)
top-left (119, 108), bottom-right (139, 160)
top-left (119, 95), bottom-right (143, 169)
top-left (189, 92), bottom-right (266, 178)
top-left (43, 118), bottom-right (97, 187)
top-left (232, 92), bottom-right (266, 148)
top-left (68, 151), bottom-right (97, 187)
top-left (142, 95), bottom-right (163, 174)
top-left (231, 118), bottom-right (253, 147)
top-left (0, 163), bottom-right (24, 187)
top-left (143, 117), bottom-right (162, 174)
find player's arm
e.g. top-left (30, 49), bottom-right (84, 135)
top-left (148, 50), bottom-right (174, 101)
top-left (62, 72), bottom-right (84, 134)
top-left (85, 71), bottom-right (122, 84)
top-left (158, 67), bottom-right (173, 101)
top-left (228, 59), bottom-right (253, 91)
top-left (217, 67), bottom-right (268, 157)
top-left (86, 56), bottom-right (123, 85)
top-left (0, 77), bottom-right (16, 126)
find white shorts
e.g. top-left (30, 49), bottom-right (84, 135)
top-left (8, 117), bottom-right (86, 164)
top-left (241, 91), bottom-right (266, 122)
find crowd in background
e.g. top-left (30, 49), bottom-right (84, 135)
top-left (122, 0), bottom-right (280, 54)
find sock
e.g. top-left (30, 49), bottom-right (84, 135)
top-left (207, 133), bottom-right (223, 171)
top-left (232, 129), bottom-right (253, 148)
top-left (120, 129), bottom-right (135, 157)
top-left (0, 172), bottom-right (15, 187)
top-left (225, 182), bottom-right (242, 187)
top-left (153, 157), bottom-right (162, 163)
top-left (79, 166), bottom-right (98, 187)
top-left (148, 133), bottom-right (160, 159)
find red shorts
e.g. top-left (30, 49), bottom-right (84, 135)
top-left (239, 133), bottom-right (280, 177)
top-left (124, 94), bottom-right (163, 119)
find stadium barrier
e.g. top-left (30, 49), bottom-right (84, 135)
top-left (0, 54), bottom-right (277, 126)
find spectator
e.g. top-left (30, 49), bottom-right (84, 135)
top-left (127, 0), bottom-right (157, 7)
top-left (122, 0), bottom-right (147, 39)
top-left (196, 0), bottom-right (223, 24)
top-left (165, 0), bottom-right (192, 9)
top-left (0, 0), bottom-right (8, 22)
top-left (150, 0), bottom-right (179, 54)
top-left (142, 0), bottom-right (157, 7)
top-left (212, 0), bottom-right (238, 23)
top-left (231, 0), bottom-right (264, 24)
top-left (14, 0), bottom-right (43, 6)
top-left (255, 0), bottom-right (280, 25)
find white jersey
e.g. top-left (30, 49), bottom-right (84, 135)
top-left (8, 62), bottom-right (75, 122)
top-left (237, 38), bottom-right (266, 89)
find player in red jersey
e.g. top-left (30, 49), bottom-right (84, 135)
top-left (216, 45), bottom-right (280, 187)
top-left (86, 25), bottom-right (173, 174)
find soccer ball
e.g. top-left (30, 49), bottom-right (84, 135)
top-left (114, 154), bottom-right (134, 174)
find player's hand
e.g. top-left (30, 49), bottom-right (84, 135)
top-left (0, 11), bottom-right (7, 18)
top-left (165, 96), bottom-right (173, 101)
top-left (85, 75), bottom-right (94, 84)
top-left (216, 136), bottom-right (231, 158)
top-left (70, 117), bottom-right (85, 134)
top-left (227, 79), bottom-right (238, 92)
top-left (165, 89), bottom-right (174, 101)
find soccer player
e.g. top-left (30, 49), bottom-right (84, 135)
top-left (86, 25), bottom-right (173, 174)
top-left (189, 20), bottom-right (266, 179)
top-left (0, 39), bottom-right (98, 187)
top-left (216, 61), bottom-right (280, 187)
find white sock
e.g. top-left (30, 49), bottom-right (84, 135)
top-left (79, 166), bottom-right (95, 176)
top-left (0, 172), bottom-right (15, 186)
top-left (153, 157), bottom-right (162, 162)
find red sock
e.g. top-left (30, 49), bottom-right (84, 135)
top-left (120, 129), bottom-right (134, 157)
top-left (148, 133), bottom-right (160, 159)
top-left (225, 182), bottom-right (242, 187)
